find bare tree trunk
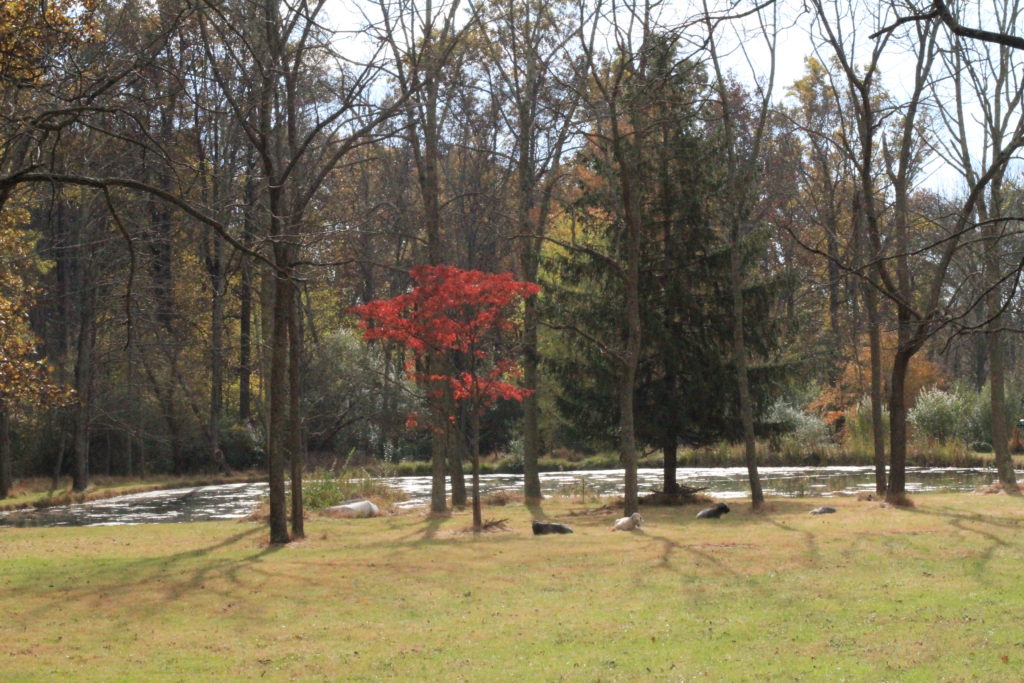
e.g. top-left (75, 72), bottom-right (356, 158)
top-left (826, 226), bottom-right (842, 343)
top-left (618, 355), bottom-right (640, 516)
top-left (428, 357), bottom-right (448, 514)
top-left (610, 114), bottom-right (642, 517)
top-left (857, 187), bottom-right (887, 494)
top-left (987, 319), bottom-right (1017, 492)
top-left (51, 413), bottom-right (67, 490)
top-left (288, 274), bottom-right (305, 537)
top-left (424, 90), bottom-right (454, 512)
top-left (449, 388), bottom-right (467, 507)
top-left (471, 404), bottom-right (482, 530)
top-left (619, 172), bottom-right (641, 516)
top-left (703, 3), bottom-right (772, 509)
top-left (429, 388), bottom-right (452, 513)
top-left (865, 285), bottom-right (887, 494)
top-left (377, 0), bottom-right (467, 514)
top-left (887, 342), bottom-right (913, 502)
top-left (493, 0), bottom-right (579, 503)
top-left (143, 357), bottom-right (186, 475)
top-left (0, 408), bottom-right (11, 499)
top-left (238, 262), bottom-right (253, 423)
top-left (72, 289), bottom-right (96, 492)
top-left (521, 296), bottom-right (542, 502)
top-left (209, 237), bottom-right (226, 472)
top-left (238, 178), bottom-right (257, 424)
top-left (268, 260), bottom-right (291, 543)
top-left (985, 214), bottom-right (1018, 492)
top-left (984, 163), bottom-right (1019, 496)
top-left (662, 440), bottom-right (678, 495)
top-left (730, 225), bottom-right (763, 508)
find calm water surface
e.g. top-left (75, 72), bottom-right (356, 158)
top-left (0, 466), bottom-right (1008, 527)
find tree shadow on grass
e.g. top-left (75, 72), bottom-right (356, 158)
top-left (641, 530), bottom-right (740, 578)
top-left (387, 509), bottom-right (521, 546)
top-left (417, 513), bottom-right (447, 542)
top-left (385, 511), bottom-right (450, 544)
top-left (905, 501), bottom-right (1024, 532)
top-left (902, 503), bottom-right (1021, 577)
top-left (764, 517), bottom-right (821, 567)
top-left (19, 524), bottom-right (277, 617)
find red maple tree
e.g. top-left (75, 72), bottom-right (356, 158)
top-left (352, 264), bottom-right (540, 528)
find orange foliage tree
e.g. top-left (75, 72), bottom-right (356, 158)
top-left (811, 331), bottom-right (945, 436)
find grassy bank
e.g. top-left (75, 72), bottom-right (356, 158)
top-left (3, 493), bottom-right (1024, 680)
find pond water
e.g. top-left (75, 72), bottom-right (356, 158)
top-left (0, 466), bottom-right (1009, 527)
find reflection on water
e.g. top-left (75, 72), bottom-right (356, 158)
top-left (0, 466), bottom-right (1008, 527)
top-left (0, 483), bottom-right (266, 528)
top-left (387, 466), bottom-right (1003, 507)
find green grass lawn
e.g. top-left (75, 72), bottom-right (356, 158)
top-left (3, 493), bottom-right (1024, 681)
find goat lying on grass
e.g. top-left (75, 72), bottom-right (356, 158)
top-left (532, 520), bottom-right (573, 534)
top-left (611, 512), bottom-right (643, 531)
top-left (696, 502), bottom-right (730, 519)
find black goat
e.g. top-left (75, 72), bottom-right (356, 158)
top-left (696, 502), bottom-right (730, 519)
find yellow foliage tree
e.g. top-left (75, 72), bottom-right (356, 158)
top-left (0, 0), bottom-right (98, 84)
top-left (0, 208), bottom-right (71, 498)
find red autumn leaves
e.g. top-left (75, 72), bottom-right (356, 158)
top-left (351, 265), bottom-right (540, 414)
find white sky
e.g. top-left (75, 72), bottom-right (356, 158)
top-left (318, 0), bottom-right (1021, 194)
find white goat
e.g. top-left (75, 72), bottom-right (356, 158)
top-left (611, 512), bottom-right (643, 531)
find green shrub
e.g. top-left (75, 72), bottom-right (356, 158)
top-left (537, 456), bottom-right (575, 471)
top-left (901, 381), bottom-right (1024, 448)
top-left (302, 468), bottom-right (407, 510)
top-left (579, 453), bottom-right (621, 470)
top-left (765, 399), bottom-right (835, 462)
top-left (220, 422), bottom-right (264, 471)
top-left (961, 381), bottom-right (1024, 445)
top-left (909, 387), bottom-right (972, 443)
top-left (390, 460), bottom-right (431, 477)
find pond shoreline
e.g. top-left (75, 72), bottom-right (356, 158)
top-left (0, 474), bottom-right (265, 514)
top-left (0, 465), bottom-right (1010, 527)
top-left (3, 453), bottom-right (1017, 516)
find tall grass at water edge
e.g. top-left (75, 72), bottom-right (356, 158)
top-left (299, 467), bottom-right (408, 510)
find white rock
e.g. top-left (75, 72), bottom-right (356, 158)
top-left (326, 500), bottom-right (380, 518)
